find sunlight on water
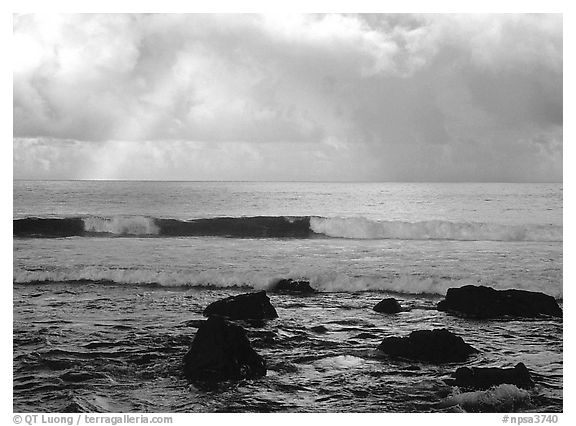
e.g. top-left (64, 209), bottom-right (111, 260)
top-left (13, 182), bottom-right (562, 412)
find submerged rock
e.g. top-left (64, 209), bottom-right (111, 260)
top-left (269, 279), bottom-right (317, 294)
top-left (310, 325), bottom-right (329, 334)
top-left (378, 328), bottom-right (478, 363)
top-left (446, 362), bottom-right (534, 390)
top-left (62, 402), bottom-right (85, 413)
top-left (373, 298), bottom-right (402, 314)
top-left (60, 371), bottom-right (103, 383)
top-left (437, 285), bottom-right (562, 319)
top-left (203, 290), bottom-right (278, 320)
top-left (183, 316), bottom-right (266, 381)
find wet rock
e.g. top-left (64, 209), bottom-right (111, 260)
top-left (203, 290), bottom-right (278, 320)
top-left (377, 328), bottom-right (478, 363)
top-left (354, 332), bottom-right (379, 339)
top-left (180, 319), bottom-right (207, 328)
top-left (183, 316), bottom-right (266, 381)
top-left (373, 297), bottom-right (402, 313)
top-left (446, 362), bottom-right (535, 390)
top-left (60, 371), bottom-right (102, 383)
top-left (237, 319), bottom-right (267, 328)
top-left (437, 285), bottom-right (562, 319)
top-left (62, 401), bottom-right (86, 413)
top-left (270, 279), bottom-right (317, 294)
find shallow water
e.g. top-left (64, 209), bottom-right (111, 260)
top-left (13, 236), bottom-right (562, 298)
top-left (13, 284), bottom-right (562, 413)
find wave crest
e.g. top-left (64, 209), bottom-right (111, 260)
top-left (13, 215), bottom-right (562, 242)
top-left (442, 384), bottom-right (531, 412)
top-left (12, 267), bottom-right (562, 298)
top-left (310, 217), bottom-right (562, 242)
top-left (83, 216), bottom-right (160, 235)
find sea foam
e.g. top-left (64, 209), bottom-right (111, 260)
top-left (442, 384), bottom-right (532, 412)
top-left (309, 217), bottom-right (562, 242)
top-left (83, 216), bottom-right (160, 235)
top-left (12, 267), bottom-right (563, 298)
top-left (13, 215), bottom-right (562, 242)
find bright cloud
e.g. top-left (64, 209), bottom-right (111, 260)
top-left (13, 13), bottom-right (562, 181)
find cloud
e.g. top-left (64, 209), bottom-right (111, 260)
top-left (13, 13), bottom-right (562, 181)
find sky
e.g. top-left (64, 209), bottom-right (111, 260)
top-left (13, 13), bottom-right (562, 182)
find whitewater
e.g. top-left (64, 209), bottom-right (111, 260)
top-left (14, 215), bottom-right (562, 242)
top-left (13, 181), bottom-right (562, 412)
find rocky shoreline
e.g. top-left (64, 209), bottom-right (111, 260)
top-left (182, 283), bottom-right (562, 410)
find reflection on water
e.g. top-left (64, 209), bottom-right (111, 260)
top-left (13, 284), bottom-right (562, 413)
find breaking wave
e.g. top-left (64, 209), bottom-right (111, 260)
top-left (308, 217), bottom-right (561, 242)
top-left (12, 267), bottom-right (563, 298)
top-left (13, 216), bottom-right (312, 238)
top-left (13, 215), bottom-right (562, 242)
top-left (441, 384), bottom-right (532, 412)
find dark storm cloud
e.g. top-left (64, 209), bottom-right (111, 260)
top-left (13, 14), bottom-right (562, 181)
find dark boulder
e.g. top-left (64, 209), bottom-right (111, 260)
top-left (181, 319), bottom-right (207, 328)
top-left (437, 285), bottom-right (562, 319)
top-left (378, 328), bottom-right (478, 363)
top-left (203, 290), bottom-right (278, 320)
top-left (446, 362), bottom-right (534, 390)
top-left (60, 371), bottom-right (104, 383)
top-left (183, 316), bottom-right (266, 381)
top-left (373, 298), bottom-right (402, 313)
top-left (270, 279), bottom-right (316, 295)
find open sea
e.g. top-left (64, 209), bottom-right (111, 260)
top-left (13, 181), bottom-right (563, 413)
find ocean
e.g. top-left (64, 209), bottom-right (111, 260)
top-left (13, 181), bottom-right (563, 412)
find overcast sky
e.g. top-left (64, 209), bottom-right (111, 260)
top-left (13, 13), bottom-right (562, 181)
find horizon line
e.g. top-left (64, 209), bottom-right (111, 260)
top-left (13, 178), bottom-right (563, 184)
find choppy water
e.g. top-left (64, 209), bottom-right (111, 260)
top-left (13, 181), bottom-right (562, 412)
